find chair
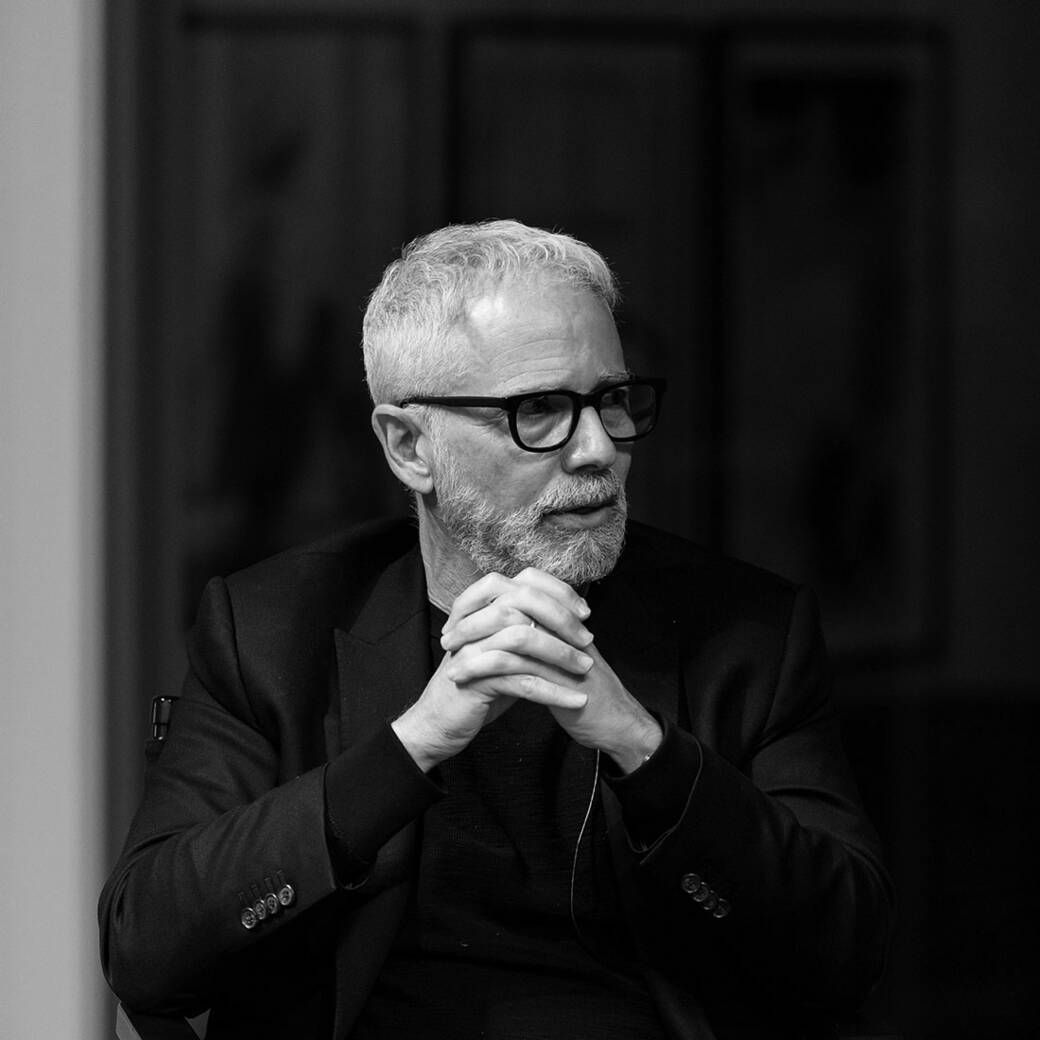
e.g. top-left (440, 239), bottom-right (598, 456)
top-left (115, 1002), bottom-right (208, 1040)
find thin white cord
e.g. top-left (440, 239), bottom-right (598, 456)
top-left (569, 748), bottom-right (601, 939)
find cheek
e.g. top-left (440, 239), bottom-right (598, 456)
top-left (480, 454), bottom-right (557, 510)
top-left (615, 450), bottom-right (632, 483)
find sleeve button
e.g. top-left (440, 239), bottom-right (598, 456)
top-left (713, 899), bottom-right (731, 919)
top-left (277, 883), bottom-right (296, 907)
top-left (240, 907), bottom-right (258, 930)
top-left (679, 873), bottom-right (701, 894)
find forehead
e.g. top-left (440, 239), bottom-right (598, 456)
top-left (457, 278), bottom-right (626, 393)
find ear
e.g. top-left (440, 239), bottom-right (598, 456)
top-left (371, 405), bottom-right (436, 494)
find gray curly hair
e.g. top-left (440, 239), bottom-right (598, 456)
top-left (362, 219), bottom-right (619, 405)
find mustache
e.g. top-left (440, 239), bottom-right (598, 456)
top-left (535, 471), bottom-right (624, 515)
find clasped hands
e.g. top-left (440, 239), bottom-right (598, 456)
top-left (391, 568), bottom-right (661, 774)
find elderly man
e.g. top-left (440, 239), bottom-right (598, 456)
top-left (100, 220), bottom-right (893, 1039)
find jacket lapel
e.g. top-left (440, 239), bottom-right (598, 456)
top-left (334, 542), bottom-right (432, 743)
top-left (330, 543), bottom-right (431, 1039)
top-left (332, 542), bottom-right (431, 888)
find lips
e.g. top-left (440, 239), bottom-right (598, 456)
top-left (570, 498), bottom-right (615, 514)
top-left (544, 496), bottom-right (617, 518)
top-left (544, 495), bottom-right (607, 511)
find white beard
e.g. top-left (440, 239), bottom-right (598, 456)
top-left (430, 452), bottom-right (627, 587)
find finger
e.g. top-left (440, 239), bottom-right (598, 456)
top-left (479, 672), bottom-right (587, 711)
top-left (444, 646), bottom-right (570, 686)
top-left (443, 582), bottom-right (592, 650)
top-left (513, 567), bottom-right (591, 619)
top-left (446, 627), bottom-right (594, 680)
top-left (441, 572), bottom-right (518, 630)
top-left (488, 624), bottom-right (595, 676)
top-left (440, 598), bottom-right (532, 650)
top-left (444, 569), bottom-right (589, 629)
top-left (442, 597), bottom-right (592, 652)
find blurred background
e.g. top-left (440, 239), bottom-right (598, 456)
top-left (3, 0), bottom-right (1038, 1037)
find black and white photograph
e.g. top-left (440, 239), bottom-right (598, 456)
top-left (2, 2), bottom-right (1037, 1038)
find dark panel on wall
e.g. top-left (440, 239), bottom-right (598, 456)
top-left (718, 27), bottom-right (948, 663)
top-left (450, 22), bottom-right (710, 543)
top-left (177, 17), bottom-right (419, 620)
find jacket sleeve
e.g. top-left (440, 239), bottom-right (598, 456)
top-left (615, 585), bottom-right (894, 1013)
top-left (97, 576), bottom-right (436, 1015)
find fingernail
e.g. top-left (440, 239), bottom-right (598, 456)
top-left (579, 628), bottom-right (594, 647)
top-left (577, 599), bottom-right (591, 618)
top-left (577, 653), bottom-right (594, 671)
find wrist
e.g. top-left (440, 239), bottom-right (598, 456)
top-left (606, 717), bottom-right (664, 774)
top-left (390, 712), bottom-right (442, 774)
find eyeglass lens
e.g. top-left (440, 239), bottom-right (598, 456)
top-left (514, 383), bottom-right (657, 449)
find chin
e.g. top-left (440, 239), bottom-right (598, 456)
top-left (526, 522), bottom-right (626, 586)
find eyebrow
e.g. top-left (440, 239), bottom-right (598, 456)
top-left (509, 370), bottom-right (636, 397)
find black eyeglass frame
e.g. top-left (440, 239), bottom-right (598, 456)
top-left (398, 377), bottom-right (667, 453)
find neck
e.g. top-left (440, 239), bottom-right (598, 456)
top-left (416, 498), bottom-right (482, 613)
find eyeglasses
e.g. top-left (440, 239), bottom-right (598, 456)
top-left (398, 377), bottom-right (666, 453)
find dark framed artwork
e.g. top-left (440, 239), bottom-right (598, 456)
top-left (718, 27), bottom-right (948, 662)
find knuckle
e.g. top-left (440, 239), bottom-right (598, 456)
top-left (501, 626), bottom-right (528, 651)
top-left (485, 649), bottom-right (512, 671)
top-left (468, 573), bottom-right (504, 605)
top-left (555, 612), bottom-right (580, 639)
top-left (448, 650), bottom-right (474, 678)
top-left (517, 674), bottom-right (541, 696)
top-left (487, 572), bottom-right (512, 593)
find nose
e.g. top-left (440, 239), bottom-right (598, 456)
top-left (562, 404), bottom-right (618, 472)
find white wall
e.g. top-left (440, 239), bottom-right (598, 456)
top-left (0, 2), bottom-right (108, 1037)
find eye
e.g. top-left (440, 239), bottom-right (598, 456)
top-left (600, 385), bottom-right (631, 410)
top-left (516, 394), bottom-right (558, 418)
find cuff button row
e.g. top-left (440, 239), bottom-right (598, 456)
top-left (680, 872), bottom-right (731, 919)
top-left (239, 873), bottom-right (295, 931)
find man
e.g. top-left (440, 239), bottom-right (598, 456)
top-left (100, 220), bottom-right (893, 1039)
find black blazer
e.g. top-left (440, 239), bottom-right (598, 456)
top-left (100, 518), bottom-right (893, 1039)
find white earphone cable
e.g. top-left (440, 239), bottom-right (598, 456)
top-left (569, 747), bottom-right (601, 942)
